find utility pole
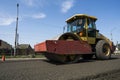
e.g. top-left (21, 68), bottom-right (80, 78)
top-left (14, 3), bottom-right (19, 56)
top-left (110, 27), bottom-right (116, 41)
top-left (111, 33), bottom-right (113, 41)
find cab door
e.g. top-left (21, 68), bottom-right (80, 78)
top-left (87, 18), bottom-right (96, 44)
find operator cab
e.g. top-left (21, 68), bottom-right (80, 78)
top-left (66, 14), bottom-right (97, 34)
top-left (66, 14), bottom-right (98, 44)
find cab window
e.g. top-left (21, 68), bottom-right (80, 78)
top-left (67, 18), bottom-right (85, 32)
top-left (88, 19), bottom-right (96, 29)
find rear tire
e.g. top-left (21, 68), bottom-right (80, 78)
top-left (95, 40), bottom-right (111, 60)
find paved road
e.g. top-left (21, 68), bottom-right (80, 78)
top-left (0, 54), bottom-right (120, 80)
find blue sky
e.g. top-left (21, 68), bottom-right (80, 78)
top-left (0, 0), bottom-right (120, 47)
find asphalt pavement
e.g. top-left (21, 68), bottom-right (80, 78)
top-left (0, 54), bottom-right (120, 80)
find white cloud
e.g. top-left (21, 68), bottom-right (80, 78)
top-left (0, 17), bottom-right (16, 26)
top-left (32, 13), bottom-right (46, 19)
top-left (61, 0), bottom-right (74, 13)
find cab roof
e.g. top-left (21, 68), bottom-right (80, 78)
top-left (66, 14), bottom-right (97, 23)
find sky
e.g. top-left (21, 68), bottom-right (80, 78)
top-left (0, 0), bottom-right (120, 48)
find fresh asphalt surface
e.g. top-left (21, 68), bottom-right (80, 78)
top-left (0, 54), bottom-right (120, 80)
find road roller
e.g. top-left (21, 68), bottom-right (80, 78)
top-left (34, 14), bottom-right (115, 63)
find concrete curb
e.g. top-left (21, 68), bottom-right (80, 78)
top-left (0, 58), bottom-right (46, 62)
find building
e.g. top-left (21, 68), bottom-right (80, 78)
top-left (0, 40), bottom-right (12, 55)
top-left (16, 44), bottom-right (34, 55)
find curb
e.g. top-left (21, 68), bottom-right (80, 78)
top-left (0, 58), bottom-right (46, 62)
